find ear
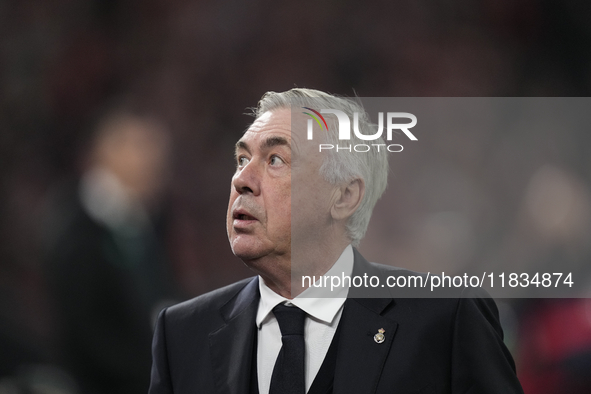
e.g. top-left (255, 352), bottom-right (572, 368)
top-left (331, 178), bottom-right (365, 221)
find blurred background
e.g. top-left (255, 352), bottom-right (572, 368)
top-left (1, 0), bottom-right (591, 393)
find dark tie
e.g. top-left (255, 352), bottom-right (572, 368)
top-left (269, 303), bottom-right (307, 394)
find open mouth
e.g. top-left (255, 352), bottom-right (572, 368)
top-left (234, 211), bottom-right (256, 221)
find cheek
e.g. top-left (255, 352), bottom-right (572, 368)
top-left (281, 186), bottom-right (292, 216)
top-left (226, 192), bottom-right (238, 230)
top-left (266, 187), bottom-right (291, 228)
top-left (297, 187), bottom-right (334, 228)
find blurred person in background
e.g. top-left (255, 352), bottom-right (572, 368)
top-left (509, 166), bottom-right (591, 394)
top-left (43, 107), bottom-right (177, 394)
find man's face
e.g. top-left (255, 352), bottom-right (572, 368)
top-left (227, 108), bottom-right (338, 279)
top-left (227, 109), bottom-right (293, 265)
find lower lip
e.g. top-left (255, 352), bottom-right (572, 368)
top-left (233, 218), bottom-right (258, 229)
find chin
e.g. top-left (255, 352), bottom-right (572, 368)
top-left (231, 248), bottom-right (260, 262)
top-left (230, 237), bottom-right (266, 261)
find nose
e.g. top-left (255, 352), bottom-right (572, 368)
top-left (232, 161), bottom-right (261, 195)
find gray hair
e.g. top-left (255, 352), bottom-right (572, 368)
top-left (253, 88), bottom-right (389, 247)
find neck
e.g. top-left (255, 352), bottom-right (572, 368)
top-left (258, 238), bottom-right (350, 299)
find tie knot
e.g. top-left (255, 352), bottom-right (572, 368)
top-left (272, 304), bottom-right (306, 336)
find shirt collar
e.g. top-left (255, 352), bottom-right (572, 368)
top-left (256, 245), bottom-right (354, 328)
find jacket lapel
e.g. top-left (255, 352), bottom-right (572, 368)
top-left (333, 250), bottom-right (399, 394)
top-left (209, 277), bottom-right (260, 394)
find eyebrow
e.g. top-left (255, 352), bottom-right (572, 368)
top-left (235, 136), bottom-right (290, 153)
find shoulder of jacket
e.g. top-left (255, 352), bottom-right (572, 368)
top-left (165, 277), bottom-right (257, 321)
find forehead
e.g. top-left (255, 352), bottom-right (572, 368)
top-left (241, 109), bottom-right (292, 142)
top-left (245, 108), bottom-right (314, 145)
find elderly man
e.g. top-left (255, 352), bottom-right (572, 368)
top-left (149, 89), bottom-right (523, 393)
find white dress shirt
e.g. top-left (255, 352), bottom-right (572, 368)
top-left (256, 245), bottom-right (354, 394)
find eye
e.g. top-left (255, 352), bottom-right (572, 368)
top-left (269, 155), bottom-right (284, 166)
top-left (237, 156), bottom-right (250, 167)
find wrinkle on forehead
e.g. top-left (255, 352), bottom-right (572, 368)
top-left (248, 109), bottom-right (291, 134)
top-left (240, 109), bottom-right (294, 147)
top-left (235, 135), bottom-right (290, 153)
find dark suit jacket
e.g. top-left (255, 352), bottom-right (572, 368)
top-left (149, 249), bottom-right (523, 393)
